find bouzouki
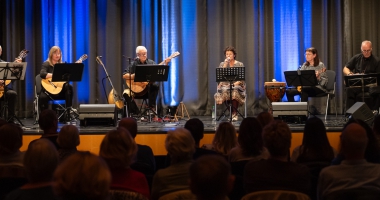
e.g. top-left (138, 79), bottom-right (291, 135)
top-left (96, 56), bottom-right (124, 110)
top-left (125, 51), bottom-right (180, 95)
top-left (0, 49), bottom-right (29, 98)
top-left (41, 54), bottom-right (88, 94)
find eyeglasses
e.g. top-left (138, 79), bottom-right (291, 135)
top-left (362, 49), bottom-right (372, 53)
top-left (137, 53), bottom-right (147, 57)
top-left (305, 53), bottom-right (313, 56)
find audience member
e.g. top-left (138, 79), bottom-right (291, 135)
top-left (318, 122), bottom-right (380, 199)
top-left (332, 118), bottom-right (380, 164)
top-left (5, 139), bottom-right (58, 200)
top-left (53, 151), bottom-right (111, 200)
top-left (0, 123), bottom-right (24, 166)
top-left (38, 109), bottom-right (60, 149)
top-left (57, 125), bottom-right (79, 162)
top-left (202, 121), bottom-right (237, 157)
top-left (244, 120), bottom-right (311, 195)
top-left (118, 117), bottom-right (156, 176)
top-left (229, 117), bottom-right (269, 162)
top-left (99, 128), bottom-right (150, 199)
top-left (190, 155), bottom-right (235, 200)
top-left (291, 117), bottom-right (336, 162)
top-left (151, 128), bottom-right (195, 200)
top-left (256, 111), bottom-right (274, 128)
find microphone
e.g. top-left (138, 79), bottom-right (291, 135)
top-left (135, 56), bottom-right (139, 61)
top-left (96, 56), bottom-right (103, 65)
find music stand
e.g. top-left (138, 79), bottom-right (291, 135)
top-left (215, 67), bottom-right (245, 122)
top-left (0, 62), bottom-right (27, 125)
top-left (52, 63), bottom-right (84, 122)
top-left (134, 64), bottom-right (169, 122)
top-left (344, 73), bottom-right (380, 102)
top-left (284, 70), bottom-right (318, 88)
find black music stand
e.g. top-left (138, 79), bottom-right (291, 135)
top-left (52, 63), bottom-right (84, 122)
top-left (284, 70), bottom-right (318, 88)
top-left (135, 64), bottom-right (169, 122)
top-left (215, 67), bottom-right (245, 122)
top-left (344, 73), bottom-right (380, 102)
top-left (0, 62), bottom-right (27, 125)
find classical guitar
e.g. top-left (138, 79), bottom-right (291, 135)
top-left (0, 49), bottom-right (29, 98)
top-left (41, 54), bottom-right (88, 94)
top-left (126, 51), bottom-right (180, 95)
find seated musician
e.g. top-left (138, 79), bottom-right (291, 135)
top-left (122, 46), bottom-right (171, 115)
top-left (286, 47), bottom-right (328, 102)
top-left (0, 45), bottom-right (22, 123)
top-left (343, 40), bottom-right (380, 113)
top-left (39, 46), bottom-right (82, 111)
top-left (214, 46), bottom-right (245, 122)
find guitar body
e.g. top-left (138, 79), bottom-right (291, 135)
top-left (41, 78), bottom-right (65, 94)
top-left (0, 80), bottom-right (12, 98)
top-left (108, 89), bottom-right (124, 109)
top-left (126, 80), bottom-right (149, 94)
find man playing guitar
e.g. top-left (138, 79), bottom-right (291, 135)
top-left (39, 46), bottom-right (83, 111)
top-left (123, 46), bottom-right (171, 116)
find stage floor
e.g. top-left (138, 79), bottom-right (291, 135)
top-left (20, 114), bottom-right (347, 135)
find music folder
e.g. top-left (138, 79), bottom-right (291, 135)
top-left (52, 63), bottom-right (84, 82)
top-left (0, 62), bottom-right (27, 81)
top-left (134, 64), bottom-right (169, 82)
top-left (344, 73), bottom-right (380, 87)
top-left (284, 70), bottom-right (318, 87)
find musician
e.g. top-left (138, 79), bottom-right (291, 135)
top-left (39, 46), bottom-right (81, 111)
top-left (0, 45), bottom-right (21, 122)
top-left (214, 46), bottom-right (245, 121)
top-left (122, 46), bottom-right (171, 115)
top-left (286, 47), bottom-right (328, 102)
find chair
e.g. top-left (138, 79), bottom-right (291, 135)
top-left (34, 75), bottom-right (66, 124)
top-left (108, 190), bottom-right (148, 200)
top-left (315, 70), bottom-right (337, 120)
top-left (241, 190), bottom-right (311, 200)
top-left (158, 190), bottom-right (197, 200)
top-left (214, 84), bottom-right (247, 121)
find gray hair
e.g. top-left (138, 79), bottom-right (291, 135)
top-left (136, 46), bottom-right (147, 53)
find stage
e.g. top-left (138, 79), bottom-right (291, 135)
top-left (18, 115), bottom-right (347, 155)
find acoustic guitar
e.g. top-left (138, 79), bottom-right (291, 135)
top-left (0, 49), bottom-right (29, 98)
top-left (41, 54), bottom-right (88, 94)
top-left (125, 51), bottom-right (180, 95)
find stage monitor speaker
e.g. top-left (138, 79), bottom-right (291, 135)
top-left (272, 102), bottom-right (309, 124)
top-left (79, 104), bottom-right (117, 126)
top-left (346, 102), bottom-right (375, 125)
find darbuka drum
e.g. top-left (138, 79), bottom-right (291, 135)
top-left (264, 82), bottom-right (286, 102)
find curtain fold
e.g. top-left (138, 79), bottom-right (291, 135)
top-left (0, 0), bottom-right (379, 118)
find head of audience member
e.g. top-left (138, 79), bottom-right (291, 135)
top-left (304, 47), bottom-right (320, 67)
top-left (53, 151), bottom-right (111, 200)
top-left (342, 118), bottom-right (380, 163)
top-left (298, 117), bottom-right (334, 162)
top-left (0, 123), bottom-right (23, 157)
top-left (184, 118), bottom-right (204, 147)
top-left (361, 40), bottom-right (372, 58)
top-left (213, 122), bottom-right (237, 155)
top-left (99, 128), bottom-right (137, 170)
top-left (118, 117), bottom-right (138, 139)
top-left (238, 117), bottom-right (264, 157)
top-left (0, 118), bottom-right (8, 127)
top-left (24, 139), bottom-right (59, 183)
top-left (57, 125), bottom-right (80, 150)
top-left (262, 120), bottom-right (292, 160)
top-left (340, 123), bottom-right (367, 160)
top-left (38, 109), bottom-right (58, 134)
top-left (166, 128), bottom-right (195, 164)
top-left (224, 46), bottom-right (237, 61)
top-left (47, 46), bottom-right (62, 65)
top-left (257, 111), bottom-right (274, 128)
top-left (190, 155), bottom-right (235, 200)
top-left (136, 46), bottom-right (148, 63)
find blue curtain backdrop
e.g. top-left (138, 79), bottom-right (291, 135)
top-left (1, 0), bottom-right (379, 118)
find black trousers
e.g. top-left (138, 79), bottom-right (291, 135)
top-left (286, 87), bottom-right (325, 102)
top-left (346, 86), bottom-right (380, 111)
top-left (39, 83), bottom-right (73, 111)
top-left (1, 89), bottom-right (17, 118)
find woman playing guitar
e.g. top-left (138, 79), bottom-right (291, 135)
top-left (39, 46), bottom-right (84, 112)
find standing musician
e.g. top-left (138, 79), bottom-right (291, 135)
top-left (122, 46), bottom-right (171, 115)
top-left (343, 40), bottom-right (380, 113)
top-left (0, 45), bottom-right (22, 123)
top-left (286, 47), bottom-right (328, 102)
top-left (39, 46), bottom-right (82, 111)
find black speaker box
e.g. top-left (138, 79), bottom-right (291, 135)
top-left (346, 102), bottom-right (375, 125)
top-left (79, 104), bottom-right (117, 126)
